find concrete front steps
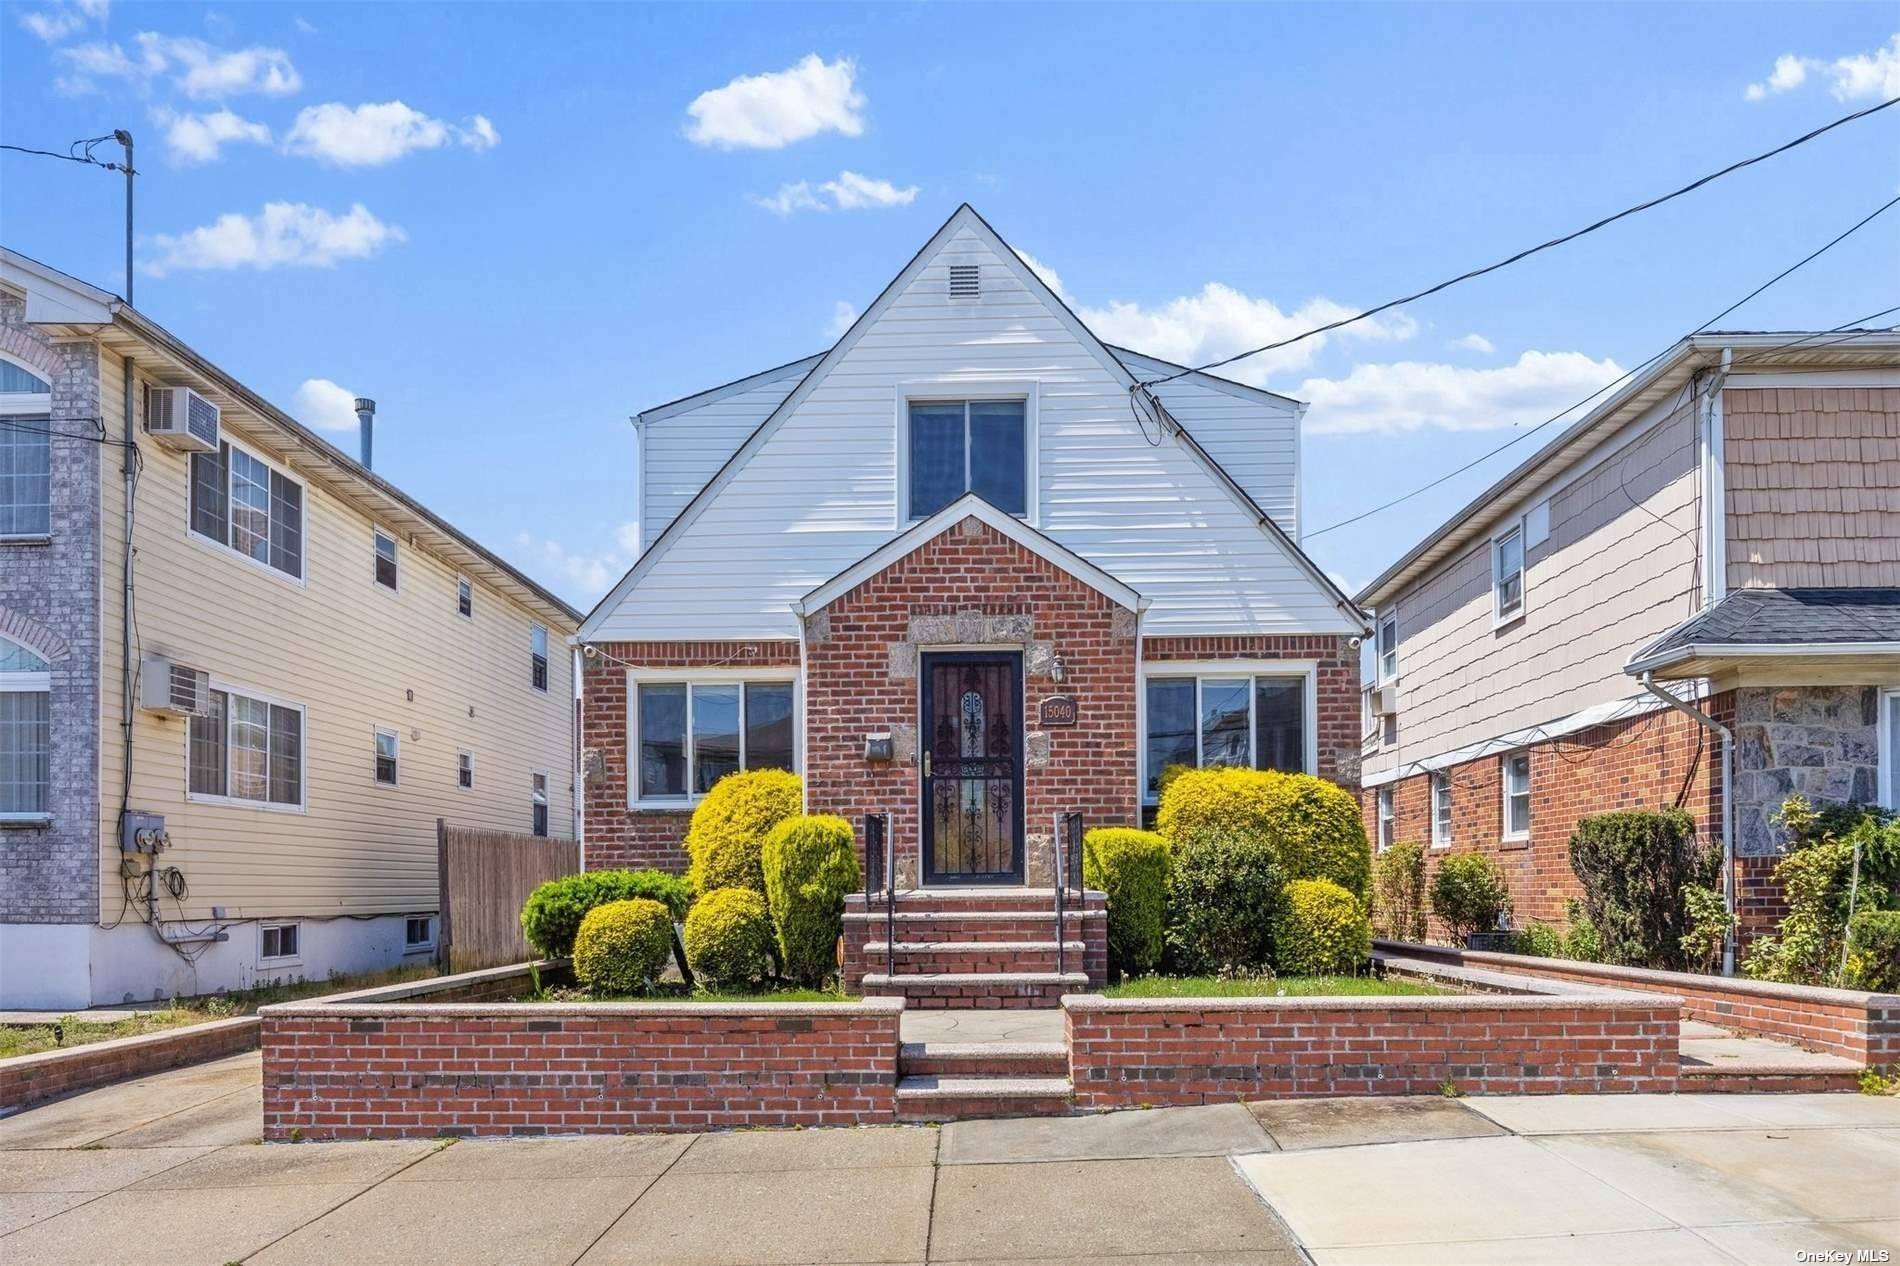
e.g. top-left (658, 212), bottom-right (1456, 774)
top-left (894, 1039), bottom-right (1073, 1121)
top-left (1678, 1018), bottom-right (1868, 1093)
top-left (843, 887), bottom-right (1106, 1008)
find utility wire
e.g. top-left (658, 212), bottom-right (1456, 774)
top-left (0, 132), bottom-right (134, 173)
top-left (1136, 94), bottom-right (1900, 390)
top-left (1303, 192), bottom-right (1900, 541)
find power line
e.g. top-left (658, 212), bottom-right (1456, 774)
top-left (1303, 191), bottom-right (1900, 541)
top-left (0, 132), bottom-right (133, 173)
top-left (1136, 93), bottom-right (1900, 390)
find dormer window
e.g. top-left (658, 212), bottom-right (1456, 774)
top-left (906, 399), bottom-right (1027, 519)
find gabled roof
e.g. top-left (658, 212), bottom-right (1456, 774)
top-left (1626, 587), bottom-right (1900, 678)
top-left (793, 493), bottom-right (1147, 617)
top-left (636, 351), bottom-right (826, 426)
top-left (581, 203), bottom-right (1367, 641)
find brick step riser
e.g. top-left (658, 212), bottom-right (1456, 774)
top-left (864, 981), bottom-right (1073, 1009)
top-left (899, 1053), bottom-right (1071, 1078)
top-left (896, 1095), bottom-right (1072, 1122)
top-left (1683, 1070), bottom-right (1866, 1093)
top-left (845, 896), bottom-right (1106, 916)
top-left (844, 915), bottom-right (1097, 943)
top-left (875, 947), bottom-right (1079, 975)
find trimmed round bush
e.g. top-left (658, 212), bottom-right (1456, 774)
top-left (684, 769), bottom-right (803, 897)
top-left (1429, 852), bottom-right (1512, 944)
top-left (1155, 767), bottom-right (1370, 899)
top-left (572, 898), bottom-right (674, 995)
top-left (1164, 833), bottom-right (1282, 975)
top-left (1083, 827), bottom-right (1170, 980)
top-left (1273, 878), bottom-right (1371, 975)
top-left (520, 869), bottom-right (692, 960)
top-left (762, 814), bottom-right (860, 988)
top-left (682, 887), bottom-right (776, 990)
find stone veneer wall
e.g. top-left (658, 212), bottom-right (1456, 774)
top-left (0, 293), bottom-right (101, 924)
top-left (1733, 685), bottom-right (1882, 856)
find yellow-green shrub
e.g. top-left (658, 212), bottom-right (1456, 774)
top-left (1273, 878), bottom-right (1372, 975)
top-left (572, 898), bottom-right (673, 995)
top-left (682, 887), bottom-right (775, 990)
top-left (684, 769), bottom-right (803, 897)
top-left (1156, 766), bottom-right (1370, 899)
top-left (1371, 842), bottom-right (1427, 942)
top-left (762, 814), bottom-right (860, 988)
top-left (1083, 827), bottom-right (1170, 979)
top-left (1164, 834), bottom-right (1282, 974)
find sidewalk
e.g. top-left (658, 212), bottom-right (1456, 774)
top-left (1, 1049), bottom-right (1896, 1264)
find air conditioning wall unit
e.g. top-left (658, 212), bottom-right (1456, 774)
top-left (1369, 684), bottom-right (1400, 717)
top-left (140, 658), bottom-right (210, 717)
top-left (145, 385), bottom-right (221, 453)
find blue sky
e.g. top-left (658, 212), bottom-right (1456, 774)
top-left (4, 2), bottom-right (1897, 608)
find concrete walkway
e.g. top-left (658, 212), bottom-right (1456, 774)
top-left (2, 1051), bottom-right (1897, 1265)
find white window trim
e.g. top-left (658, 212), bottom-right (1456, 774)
top-left (892, 379), bottom-right (1041, 528)
top-left (258, 921), bottom-right (301, 965)
top-left (374, 726), bottom-right (400, 787)
top-left (1430, 772), bottom-right (1452, 848)
top-left (456, 576), bottom-right (473, 618)
top-left (1501, 749), bottom-right (1532, 842)
top-left (1492, 523), bottom-right (1526, 629)
top-left (404, 914), bottom-right (436, 953)
top-left (1880, 689), bottom-right (1898, 812)
top-left (182, 676), bottom-right (307, 814)
top-left (1376, 785), bottom-right (1394, 853)
top-left (1377, 611), bottom-right (1398, 684)
top-left (0, 370), bottom-right (53, 543)
top-left (1137, 659), bottom-right (1319, 805)
top-left (626, 668), bottom-right (801, 809)
top-left (373, 529), bottom-right (400, 593)
top-left (0, 637), bottom-right (51, 822)
top-left (182, 432), bottom-right (308, 588)
top-left (457, 749), bottom-right (474, 790)
top-left (531, 769), bottom-right (551, 835)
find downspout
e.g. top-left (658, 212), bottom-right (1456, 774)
top-left (1639, 672), bottom-right (1735, 975)
top-left (1132, 603), bottom-right (1145, 816)
top-left (119, 354), bottom-right (143, 920)
top-left (791, 601), bottom-right (811, 816)
top-left (571, 641), bottom-right (584, 869)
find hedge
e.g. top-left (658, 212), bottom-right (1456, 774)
top-left (1164, 833), bottom-right (1281, 974)
top-left (1371, 842), bottom-right (1426, 942)
top-left (682, 887), bottom-right (776, 990)
top-left (1274, 878), bottom-right (1372, 975)
top-left (1846, 909), bottom-right (1900, 992)
top-left (761, 814), bottom-right (860, 988)
top-left (1429, 852), bottom-right (1511, 944)
top-left (1082, 828), bottom-right (1170, 979)
top-left (684, 768), bottom-right (803, 897)
top-left (572, 898), bottom-right (674, 995)
top-left (1568, 808), bottom-right (1718, 970)
top-left (1155, 766), bottom-right (1369, 899)
top-left (520, 869), bottom-right (692, 960)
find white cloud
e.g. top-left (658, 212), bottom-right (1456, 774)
top-left (291, 378), bottom-right (360, 432)
top-left (294, 16), bottom-right (316, 34)
top-left (1296, 350), bottom-right (1624, 435)
top-left (515, 527), bottom-right (638, 605)
top-left (1454, 333), bottom-right (1495, 354)
top-left (143, 202), bottom-right (405, 276)
top-left (826, 300), bottom-right (858, 339)
top-left (19, 0), bottom-right (108, 43)
top-left (1745, 34), bottom-right (1900, 101)
top-left (151, 106), bottom-right (270, 164)
top-left (1015, 251), bottom-right (1067, 300)
top-left (685, 54), bottom-right (864, 149)
top-left (283, 101), bottom-right (499, 166)
top-left (752, 170), bottom-right (915, 215)
top-left (59, 31), bottom-right (300, 98)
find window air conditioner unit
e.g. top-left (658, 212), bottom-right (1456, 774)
top-left (1369, 685), bottom-right (1400, 717)
top-left (145, 385), bottom-right (221, 453)
top-left (140, 658), bottom-right (210, 717)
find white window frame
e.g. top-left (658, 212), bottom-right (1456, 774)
top-left (1502, 749), bottom-right (1532, 841)
top-left (373, 529), bottom-right (399, 592)
top-left (0, 636), bottom-right (52, 823)
top-left (626, 667), bottom-right (801, 809)
top-left (183, 432), bottom-right (307, 586)
top-left (1377, 611), bottom-right (1398, 683)
top-left (0, 355), bottom-right (54, 544)
top-left (183, 677), bottom-right (307, 813)
top-left (456, 576), bottom-right (473, 619)
top-left (457, 749), bottom-right (474, 790)
top-left (1492, 523), bottom-right (1526, 628)
top-left (1376, 785), bottom-right (1394, 852)
top-left (373, 726), bottom-right (400, 787)
top-left (1137, 660), bottom-right (1319, 805)
top-left (259, 921), bottom-right (301, 965)
top-left (1431, 772), bottom-right (1452, 848)
top-left (1880, 689), bottom-right (1898, 811)
top-left (893, 379), bottom-right (1040, 527)
top-left (404, 914), bottom-right (435, 952)
top-left (531, 770), bottom-right (550, 837)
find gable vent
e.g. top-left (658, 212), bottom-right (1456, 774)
top-left (948, 264), bottom-right (980, 298)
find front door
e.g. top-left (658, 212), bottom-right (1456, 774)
top-left (920, 652), bottom-right (1024, 884)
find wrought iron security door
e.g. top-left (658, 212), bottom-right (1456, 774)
top-left (920, 652), bottom-right (1025, 884)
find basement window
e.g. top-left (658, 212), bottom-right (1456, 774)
top-left (405, 915), bottom-right (434, 950)
top-left (259, 922), bottom-right (299, 963)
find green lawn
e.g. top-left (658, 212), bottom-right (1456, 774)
top-left (0, 963), bottom-right (442, 1061)
top-left (1102, 974), bottom-right (1443, 998)
top-left (525, 983), bottom-right (855, 1004)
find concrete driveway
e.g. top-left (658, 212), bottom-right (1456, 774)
top-left (1, 1051), bottom-right (1896, 1265)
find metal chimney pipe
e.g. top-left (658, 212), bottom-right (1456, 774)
top-left (353, 397), bottom-right (376, 468)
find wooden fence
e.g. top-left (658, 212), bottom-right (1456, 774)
top-left (437, 820), bottom-right (579, 972)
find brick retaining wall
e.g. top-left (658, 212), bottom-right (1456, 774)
top-left (1, 1016), bottom-right (260, 1114)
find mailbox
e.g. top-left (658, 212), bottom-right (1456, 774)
top-left (863, 732), bottom-right (894, 762)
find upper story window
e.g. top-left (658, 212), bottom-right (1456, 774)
top-left (634, 678), bottom-right (795, 803)
top-left (530, 623), bottom-right (549, 691)
top-left (1377, 612), bottom-right (1398, 681)
top-left (907, 399), bottom-right (1026, 519)
top-left (458, 750), bottom-right (474, 789)
top-left (374, 727), bottom-right (399, 785)
top-left (188, 684), bottom-right (303, 808)
top-left (1142, 669), bottom-right (1309, 803)
top-left (0, 636), bottom-right (51, 820)
top-left (0, 357), bottom-right (52, 540)
top-left (1431, 772), bottom-right (1452, 848)
top-left (373, 530), bottom-right (398, 590)
top-left (531, 771), bottom-right (549, 837)
top-left (1502, 750), bottom-right (1532, 840)
top-left (1494, 525), bottom-right (1525, 624)
top-left (190, 440), bottom-right (304, 579)
top-left (457, 577), bottom-right (473, 618)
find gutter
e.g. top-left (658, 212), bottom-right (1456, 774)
top-left (1639, 671), bottom-right (1735, 976)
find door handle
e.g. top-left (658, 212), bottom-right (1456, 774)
top-left (922, 752), bottom-right (931, 778)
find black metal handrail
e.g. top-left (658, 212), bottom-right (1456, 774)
top-left (863, 812), bottom-right (895, 978)
top-left (1053, 811), bottom-right (1083, 978)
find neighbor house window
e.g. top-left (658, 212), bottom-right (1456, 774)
top-left (405, 915), bottom-right (434, 949)
top-left (0, 359), bottom-right (52, 539)
top-left (530, 623), bottom-right (548, 692)
top-left (457, 750), bottom-right (474, 789)
top-left (1502, 750), bottom-right (1532, 840)
top-left (0, 637), bottom-right (51, 819)
top-left (1376, 786), bottom-right (1394, 851)
top-left (1142, 671), bottom-right (1309, 801)
top-left (634, 678), bottom-right (796, 801)
top-left (187, 684), bottom-right (302, 807)
top-left (189, 439), bottom-right (303, 578)
top-left (1881, 690), bottom-right (1899, 810)
top-left (1377, 612), bottom-right (1398, 681)
top-left (373, 531), bottom-right (398, 590)
top-left (1431, 772), bottom-right (1452, 848)
top-left (1494, 526), bottom-right (1525, 623)
top-left (374, 728), bottom-right (399, 785)
top-left (531, 771), bottom-right (549, 837)
top-left (259, 922), bottom-right (299, 962)
top-left (457, 577), bottom-right (472, 618)
top-left (907, 399), bottom-right (1027, 519)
